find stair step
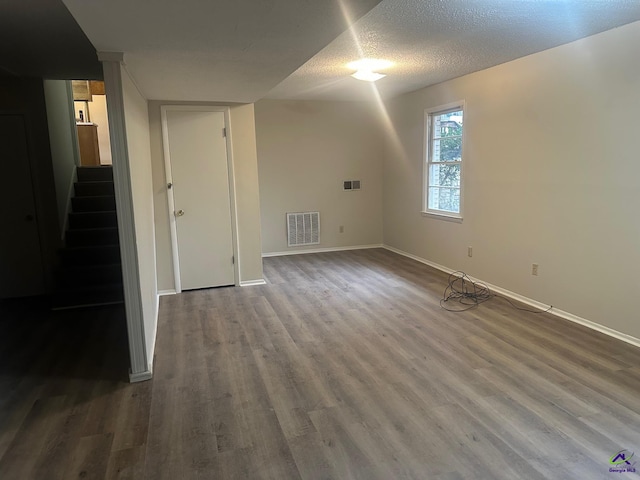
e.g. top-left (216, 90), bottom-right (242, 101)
top-left (77, 166), bottom-right (113, 182)
top-left (69, 211), bottom-right (117, 229)
top-left (71, 195), bottom-right (116, 213)
top-left (51, 283), bottom-right (124, 310)
top-left (74, 181), bottom-right (115, 197)
top-left (59, 245), bottom-right (121, 266)
top-left (57, 263), bottom-right (123, 288)
top-left (65, 227), bottom-right (120, 247)
top-left (58, 167), bottom-right (121, 311)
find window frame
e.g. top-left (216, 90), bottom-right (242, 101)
top-left (423, 100), bottom-right (466, 221)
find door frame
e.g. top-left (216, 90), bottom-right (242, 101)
top-left (160, 105), bottom-right (240, 293)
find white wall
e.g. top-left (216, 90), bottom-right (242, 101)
top-left (255, 99), bottom-right (384, 254)
top-left (74, 94), bottom-right (113, 165)
top-left (43, 80), bottom-right (78, 233)
top-left (383, 21), bottom-right (640, 340)
top-left (121, 68), bottom-right (158, 364)
top-left (148, 100), bottom-right (264, 291)
top-left (90, 94), bottom-right (113, 165)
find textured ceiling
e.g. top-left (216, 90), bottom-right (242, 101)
top-left (62, 0), bottom-right (383, 103)
top-left (14, 0), bottom-right (639, 101)
top-left (266, 0), bottom-right (640, 101)
top-left (0, 0), bottom-right (101, 79)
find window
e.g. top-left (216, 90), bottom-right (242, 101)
top-left (424, 103), bottom-right (464, 218)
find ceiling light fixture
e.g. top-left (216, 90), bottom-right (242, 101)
top-left (348, 58), bottom-right (393, 82)
top-left (351, 70), bottom-right (386, 82)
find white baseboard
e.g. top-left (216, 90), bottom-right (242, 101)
top-left (262, 244), bottom-right (383, 258)
top-left (240, 279), bottom-right (267, 287)
top-left (383, 244), bottom-right (640, 350)
top-left (147, 293), bottom-right (159, 367)
top-left (158, 289), bottom-right (177, 296)
top-left (129, 368), bottom-right (152, 383)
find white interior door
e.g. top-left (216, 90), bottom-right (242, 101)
top-left (0, 115), bottom-right (45, 298)
top-left (163, 108), bottom-right (235, 291)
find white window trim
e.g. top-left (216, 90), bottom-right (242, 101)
top-left (422, 100), bottom-right (466, 221)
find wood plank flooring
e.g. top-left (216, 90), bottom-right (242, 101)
top-left (2, 248), bottom-right (640, 479)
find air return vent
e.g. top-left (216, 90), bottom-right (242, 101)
top-left (287, 212), bottom-right (320, 247)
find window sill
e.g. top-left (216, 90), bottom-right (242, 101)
top-left (421, 211), bottom-right (463, 223)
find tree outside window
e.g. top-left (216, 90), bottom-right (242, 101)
top-left (425, 105), bottom-right (464, 217)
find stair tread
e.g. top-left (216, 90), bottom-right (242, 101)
top-left (74, 182), bottom-right (115, 197)
top-left (76, 167), bottom-right (114, 183)
top-left (60, 166), bottom-right (120, 310)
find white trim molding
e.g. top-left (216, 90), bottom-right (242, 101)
top-left (262, 244), bottom-right (383, 258)
top-left (383, 244), bottom-right (640, 350)
top-left (129, 369), bottom-right (153, 383)
top-left (240, 279), bottom-right (267, 287)
top-left (158, 289), bottom-right (177, 296)
top-left (100, 53), bottom-right (151, 382)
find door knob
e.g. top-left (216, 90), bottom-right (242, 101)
top-left (175, 209), bottom-right (185, 217)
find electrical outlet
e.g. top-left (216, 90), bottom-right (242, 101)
top-left (532, 263), bottom-right (539, 276)
top-left (339, 225), bottom-right (344, 233)
top-left (468, 246), bottom-right (473, 258)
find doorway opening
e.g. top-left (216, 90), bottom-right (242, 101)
top-left (71, 80), bottom-right (112, 166)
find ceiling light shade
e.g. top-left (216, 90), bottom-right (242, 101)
top-left (351, 70), bottom-right (386, 82)
top-left (347, 57), bottom-right (392, 82)
top-left (347, 58), bottom-right (394, 71)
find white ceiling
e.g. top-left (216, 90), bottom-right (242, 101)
top-left (62, 0), bottom-right (382, 103)
top-left (267, 0), bottom-right (640, 101)
top-left (60, 0), bottom-right (640, 103)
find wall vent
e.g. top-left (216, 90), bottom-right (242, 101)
top-left (343, 180), bottom-right (361, 191)
top-left (287, 212), bottom-right (320, 247)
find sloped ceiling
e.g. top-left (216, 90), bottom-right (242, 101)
top-left (268, 0), bottom-right (640, 101)
top-left (62, 0), bottom-right (383, 103)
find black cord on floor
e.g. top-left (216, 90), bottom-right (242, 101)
top-left (440, 271), bottom-right (553, 314)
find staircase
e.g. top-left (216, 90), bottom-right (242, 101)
top-left (53, 166), bottom-right (124, 309)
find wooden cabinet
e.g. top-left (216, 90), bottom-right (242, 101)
top-left (77, 123), bottom-right (100, 166)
